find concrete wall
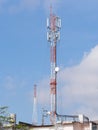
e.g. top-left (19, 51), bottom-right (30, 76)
top-left (22, 122), bottom-right (98, 130)
top-left (30, 126), bottom-right (54, 130)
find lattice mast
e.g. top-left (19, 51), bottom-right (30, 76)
top-left (47, 6), bottom-right (61, 124)
top-left (32, 84), bottom-right (37, 125)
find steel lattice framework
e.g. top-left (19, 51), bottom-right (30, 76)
top-left (47, 7), bottom-right (61, 124)
top-left (32, 84), bottom-right (37, 125)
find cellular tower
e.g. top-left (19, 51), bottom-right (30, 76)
top-left (47, 6), bottom-right (61, 124)
top-left (32, 84), bottom-right (37, 125)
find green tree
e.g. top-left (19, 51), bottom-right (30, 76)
top-left (15, 124), bottom-right (29, 130)
top-left (0, 106), bottom-right (8, 122)
top-left (0, 106), bottom-right (10, 129)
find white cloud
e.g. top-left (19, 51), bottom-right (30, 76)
top-left (0, 0), bottom-right (7, 13)
top-left (0, 0), bottom-right (98, 14)
top-left (0, 0), bottom-right (7, 5)
top-left (57, 45), bottom-right (98, 120)
top-left (37, 45), bottom-right (98, 120)
top-left (64, 0), bottom-right (98, 12)
top-left (8, 0), bottom-right (40, 14)
top-left (4, 75), bottom-right (16, 90)
top-left (43, 0), bottom-right (62, 12)
top-left (0, 0), bottom-right (63, 14)
top-left (3, 75), bottom-right (27, 90)
top-left (38, 78), bottom-right (50, 106)
top-left (29, 77), bottom-right (50, 111)
top-left (18, 0), bottom-right (62, 11)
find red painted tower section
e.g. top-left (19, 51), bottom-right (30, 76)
top-left (47, 6), bottom-right (61, 124)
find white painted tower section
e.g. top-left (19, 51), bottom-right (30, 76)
top-left (32, 84), bottom-right (37, 125)
top-left (47, 6), bottom-right (61, 124)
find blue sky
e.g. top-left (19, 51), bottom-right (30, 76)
top-left (0, 0), bottom-right (98, 124)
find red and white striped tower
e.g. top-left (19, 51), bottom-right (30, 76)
top-left (32, 84), bottom-right (37, 125)
top-left (47, 6), bottom-right (61, 124)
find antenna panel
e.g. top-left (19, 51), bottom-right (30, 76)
top-left (55, 32), bottom-right (60, 40)
top-left (56, 17), bottom-right (61, 29)
top-left (47, 32), bottom-right (52, 42)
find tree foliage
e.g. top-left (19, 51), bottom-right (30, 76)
top-left (0, 106), bottom-right (29, 130)
top-left (15, 124), bottom-right (29, 130)
top-left (0, 106), bottom-right (8, 123)
top-left (0, 106), bottom-right (10, 126)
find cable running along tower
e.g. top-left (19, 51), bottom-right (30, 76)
top-left (47, 6), bottom-right (61, 124)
